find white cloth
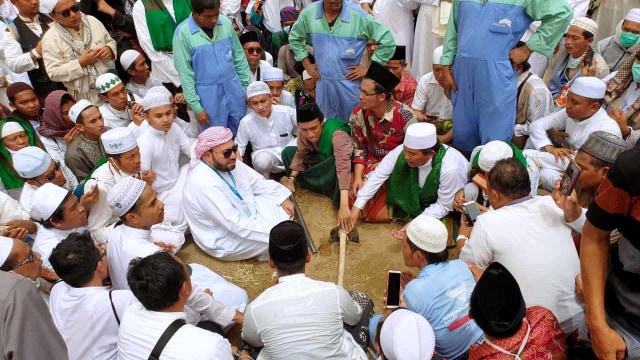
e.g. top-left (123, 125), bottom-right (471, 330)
top-left (117, 303), bottom-right (234, 360)
top-left (99, 103), bottom-right (133, 130)
top-left (411, 72), bottom-right (452, 119)
top-left (132, 0), bottom-right (181, 86)
top-left (0, 191), bottom-right (30, 234)
top-left (279, 90), bottom-right (296, 109)
top-left (183, 161), bottom-right (291, 261)
top-left (363, 0), bottom-right (417, 67)
top-left (3, 27), bottom-right (39, 74)
top-left (245, 0), bottom-right (313, 33)
top-left (138, 123), bottom-right (191, 193)
top-left (126, 77), bottom-right (163, 99)
top-left (354, 144), bottom-right (469, 219)
top-left (236, 104), bottom-right (297, 177)
top-left (39, 136), bottom-right (68, 166)
top-left (19, 165), bottom-right (77, 221)
top-left (107, 225), bottom-right (164, 290)
top-left (251, 60), bottom-right (274, 82)
top-left (242, 274), bottom-right (367, 360)
top-left (33, 226), bottom-right (87, 271)
top-left (513, 72), bottom-right (554, 137)
top-left (411, 0), bottom-right (443, 78)
top-left (459, 196), bottom-right (585, 335)
top-left (49, 283), bottom-right (137, 360)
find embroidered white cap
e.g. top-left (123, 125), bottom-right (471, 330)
top-left (626, 9), bottom-right (640, 23)
top-left (31, 183), bottom-right (68, 221)
top-left (108, 176), bottom-right (147, 217)
top-left (96, 73), bottom-right (122, 95)
top-left (406, 216), bottom-right (448, 253)
top-left (120, 49), bottom-right (142, 71)
top-left (403, 123), bottom-right (437, 150)
top-left (13, 146), bottom-right (52, 179)
top-left (0, 237), bottom-right (13, 268)
top-left (571, 16), bottom-right (598, 36)
top-left (142, 86), bottom-right (172, 111)
top-left (380, 309), bottom-right (436, 360)
top-left (478, 141), bottom-right (513, 173)
top-left (262, 67), bottom-right (284, 82)
top-left (69, 99), bottom-right (94, 123)
top-left (432, 45), bottom-right (444, 66)
top-left (101, 128), bottom-right (137, 155)
top-left (1, 121), bottom-right (24, 138)
top-left (569, 76), bottom-right (607, 99)
top-left (246, 81), bottom-right (271, 99)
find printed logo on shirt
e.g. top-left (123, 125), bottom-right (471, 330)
top-left (445, 282), bottom-right (468, 302)
top-left (493, 18), bottom-right (512, 28)
top-left (344, 48), bottom-right (356, 56)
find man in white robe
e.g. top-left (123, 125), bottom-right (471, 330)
top-left (410, 0), bottom-right (443, 78)
top-left (183, 127), bottom-right (294, 261)
top-left (106, 176), bottom-right (249, 319)
top-left (236, 81), bottom-right (297, 179)
top-left (119, 49), bottom-right (163, 98)
top-left (262, 67), bottom-right (296, 109)
top-left (0, 190), bottom-right (35, 241)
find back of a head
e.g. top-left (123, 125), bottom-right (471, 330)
top-left (50, 232), bottom-right (101, 288)
top-left (127, 252), bottom-right (185, 311)
top-left (269, 221), bottom-right (308, 274)
top-left (487, 158), bottom-right (530, 199)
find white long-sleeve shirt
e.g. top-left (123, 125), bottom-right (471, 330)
top-left (34, 226), bottom-right (87, 270)
top-left (132, 0), bottom-right (181, 86)
top-left (0, 191), bottom-right (30, 233)
top-left (137, 123), bottom-right (191, 193)
top-left (459, 196), bottom-right (585, 335)
top-left (236, 104), bottom-right (296, 156)
top-left (354, 144), bottom-right (469, 219)
top-left (243, 274), bottom-right (367, 360)
top-left (411, 72), bottom-right (452, 119)
top-left (50, 283), bottom-right (137, 360)
top-left (529, 108), bottom-right (622, 151)
top-left (3, 27), bottom-right (39, 74)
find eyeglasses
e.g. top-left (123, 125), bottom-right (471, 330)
top-left (12, 249), bottom-right (35, 270)
top-left (220, 144), bottom-right (238, 158)
top-left (45, 161), bottom-right (60, 182)
top-left (55, 4), bottom-right (80, 18)
top-left (359, 89), bottom-right (380, 97)
top-left (246, 47), bottom-right (263, 55)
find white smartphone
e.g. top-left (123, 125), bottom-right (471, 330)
top-left (386, 270), bottom-right (402, 308)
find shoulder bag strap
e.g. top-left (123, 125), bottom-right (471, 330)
top-left (148, 319), bottom-right (187, 360)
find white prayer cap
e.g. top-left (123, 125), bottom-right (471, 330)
top-left (626, 9), bottom-right (640, 24)
top-left (120, 49), bottom-right (142, 71)
top-left (403, 123), bottom-right (437, 150)
top-left (13, 146), bottom-right (52, 179)
top-left (246, 81), bottom-right (271, 99)
top-left (31, 183), bottom-right (68, 221)
top-left (262, 67), bottom-right (284, 82)
top-left (69, 99), bottom-right (94, 123)
top-left (95, 73), bottom-right (122, 95)
top-left (302, 70), bottom-right (312, 81)
top-left (0, 236), bottom-right (13, 267)
top-left (432, 45), bottom-right (444, 65)
top-left (570, 16), bottom-right (598, 36)
top-left (406, 216), bottom-right (448, 253)
top-left (108, 176), bottom-right (146, 217)
top-left (380, 309), bottom-right (436, 360)
top-left (569, 76), bottom-right (607, 99)
top-left (1, 122), bottom-right (25, 138)
top-left (478, 141), bottom-right (513, 173)
top-left (142, 86), bottom-right (172, 111)
top-left (101, 128), bottom-right (137, 155)
top-left (40, 0), bottom-right (57, 14)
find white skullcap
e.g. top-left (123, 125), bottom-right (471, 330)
top-left (13, 146), bottom-right (52, 179)
top-left (570, 76), bottom-right (606, 99)
top-left (246, 81), bottom-right (271, 98)
top-left (1, 121), bottom-right (24, 138)
top-left (626, 9), bottom-right (640, 23)
top-left (380, 309), bottom-right (436, 360)
top-left (108, 176), bottom-right (146, 217)
top-left (432, 45), bottom-right (444, 65)
top-left (142, 86), bottom-right (172, 111)
top-left (404, 123), bottom-right (437, 150)
top-left (40, 0), bottom-right (57, 14)
top-left (101, 128), bottom-right (137, 155)
top-left (571, 16), bottom-right (598, 36)
top-left (0, 236), bottom-right (13, 267)
top-left (406, 216), bottom-right (448, 253)
top-left (302, 70), bottom-right (312, 81)
top-left (69, 99), bottom-right (94, 123)
top-left (262, 67), bottom-right (284, 82)
top-left (95, 73), bottom-right (122, 95)
top-left (478, 141), bottom-right (513, 173)
top-left (120, 49), bottom-right (142, 71)
top-left (31, 183), bottom-right (68, 221)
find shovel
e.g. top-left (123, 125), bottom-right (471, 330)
top-left (329, 227), bottom-right (359, 286)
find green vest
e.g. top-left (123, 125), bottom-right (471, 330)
top-left (316, 118), bottom-right (350, 161)
top-left (142, 0), bottom-right (192, 52)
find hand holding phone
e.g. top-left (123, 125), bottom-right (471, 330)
top-left (386, 270), bottom-right (402, 309)
top-left (560, 159), bottom-right (582, 196)
top-left (462, 201), bottom-right (481, 225)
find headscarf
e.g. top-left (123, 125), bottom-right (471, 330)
top-left (0, 117), bottom-right (45, 190)
top-left (39, 90), bottom-right (77, 138)
top-left (189, 127), bottom-right (233, 169)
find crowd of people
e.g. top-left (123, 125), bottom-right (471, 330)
top-left (0, 0), bottom-right (639, 358)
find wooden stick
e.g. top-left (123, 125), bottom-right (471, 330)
top-left (338, 229), bottom-right (346, 286)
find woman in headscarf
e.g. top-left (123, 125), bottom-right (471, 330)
top-left (0, 117), bottom-right (45, 199)
top-left (38, 91), bottom-right (79, 162)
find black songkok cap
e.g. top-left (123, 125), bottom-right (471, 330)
top-left (390, 45), bottom-right (406, 61)
top-left (269, 221), bottom-right (308, 264)
top-left (469, 262), bottom-right (526, 338)
top-left (365, 61), bottom-right (400, 93)
top-left (296, 102), bottom-right (323, 123)
top-left (239, 30), bottom-right (261, 45)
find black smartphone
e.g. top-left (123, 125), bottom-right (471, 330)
top-left (561, 159), bottom-right (582, 196)
top-left (462, 201), bottom-right (482, 225)
top-left (386, 271), bottom-right (401, 308)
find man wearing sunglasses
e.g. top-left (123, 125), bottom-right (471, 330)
top-left (240, 30), bottom-right (273, 83)
top-left (184, 126), bottom-right (294, 262)
top-left (41, 0), bottom-right (117, 104)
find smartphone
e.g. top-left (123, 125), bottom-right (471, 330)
top-left (584, 46), bottom-right (595, 68)
top-left (462, 201), bottom-right (482, 225)
top-left (560, 159), bottom-right (582, 196)
top-left (386, 271), bottom-right (402, 309)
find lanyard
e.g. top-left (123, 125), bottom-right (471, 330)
top-left (483, 319), bottom-right (531, 360)
top-left (203, 160), bottom-right (244, 202)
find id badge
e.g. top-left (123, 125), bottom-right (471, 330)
top-left (242, 201), bottom-right (252, 217)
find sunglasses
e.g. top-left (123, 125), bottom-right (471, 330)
top-left (12, 250), bottom-right (35, 270)
top-left (45, 161), bottom-right (61, 182)
top-left (221, 144), bottom-right (238, 158)
top-left (246, 47), bottom-right (263, 55)
top-left (56, 4), bottom-right (80, 18)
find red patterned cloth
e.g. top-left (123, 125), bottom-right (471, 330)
top-left (392, 73), bottom-right (418, 106)
top-left (469, 306), bottom-right (567, 360)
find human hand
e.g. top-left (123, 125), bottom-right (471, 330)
top-left (233, 310), bottom-right (244, 325)
top-left (509, 44), bottom-right (532, 67)
top-left (349, 206), bottom-right (361, 229)
top-left (458, 216), bottom-right (473, 236)
top-left (345, 65), bottom-right (367, 81)
top-left (575, 274), bottom-right (584, 301)
top-left (360, 3), bottom-right (372, 14)
top-left (338, 205), bottom-right (353, 233)
top-left (552, 179), bottom-right (582, 222)
top-left (2, 226), bottom-right (28, 240)
top-left (609, 108), bottom-right (631, 137)
top-left (304, 62), bottom-right (321, 80)
top-left (467, 262), bottom-right (484, 282)
top-left (545, 146), bottom-right (574, 164)
top-left (195, 110), bottom-right (210, 126)
top-left (3, 219), bottom-right (36, 235)
top-left (94, 46), bottom-right (114, 61)
top-left (400, 270), bottom-right (415, 287)
top-left (174, 93), bottom-right (185, 104)
top-left (271, 96), bottom-right (281, 105)
top-left (391, 223), bottom-right (409, 241)
top-left (141, 170), bottom-right (155, 185)
top-left (80, 184), bottom-right (100, 210)
top-left (581, 58), bottom-right (597, 77)
top-left (350, 177), bottom-right (363, 199)
top-left (97, 0), bottom-right (116, 17)
top-left (64, 127), bottom-right (81, 146)
top-left (283, 177), bottom-right (296, 192)
top-left (35, 40), bottom-right (43, 56)
top-left (281, 199), bottom-right (295, 217)
top-left (453, 189), bottom-right (467, 213)
top-left (154, 241), bottom-right (177, 252)
top-left (442, 65), bottom-right (457, 100)
top-left (78, 49), bottom-right (100, 67)
top-left (589, 325), bottom-right (627, 360)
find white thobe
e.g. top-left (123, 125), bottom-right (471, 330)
top-left (250, 60), bottom-right (273, 82)
top-left (245, 0), bottom-right (313, 33)
top-left (99, 103), bottom-right (133, 130)
top-left (183, 161), bottom-right (291, 261)
top-left (49, 283), bottom-right (137, 360)
top-left (460, 196), bottom-right (585, 335)
top-left (411, 72), bottom-right (452, 119)
top-left (236, 104), bottom-right (297, 178)
top-left (117, 303), bottom-right (233, 360)
top-left (20, 167), bottom-right (77, 221)
top-left (0, 191), bottom-right (30, 234)
top-left (361, 0), bottom-right (416, 67)
top-left (33, 226), bottom-right (87, 271)
top-left (513, 71), bottom-right (554, 137)
top-left (132, 0), bottom-right (181, 86)
top-left (243, 274), bottom-right (367, 360)
top-left (411, 0), bottom-right (443, 78)
top-left (354, 144), bottom-right (469, 219)
top-left (126, 77), bottom-right (163, 99)
top-left (38, 136), bottom-right (67, 165)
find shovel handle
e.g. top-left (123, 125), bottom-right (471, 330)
top-left (338, 229), bottom-right (346, 286)
top-left (291, 196), bottom-right (317, 254)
